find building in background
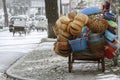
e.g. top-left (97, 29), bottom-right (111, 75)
top-left (9, 0), bottom-right (30, 16)
top-left (30, 0), bottom-right (45, 15)
top-left (61, 0), bottom-right (70, 15)
top-left (62, 3), bottom-right (69, 15)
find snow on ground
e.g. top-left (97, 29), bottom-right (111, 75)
top-left (0, 30), bottom-right (46, 46)
top-left (0, 29), bottom-right (47, 80)
top-left (96, 74), bottom-right (120, 80)
top-left (6, 42), bottom-right (120, 80)
top-left (1, 28), bottom-right (120, 80)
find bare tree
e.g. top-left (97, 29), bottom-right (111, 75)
top-left (60, 0), bottom-right (62, 14)
top-left (110, 0), bottom-right (120, 15)
top-left (45, 0), bottom-right (59, 38)
top-left (2, 0), bottom-right (9, 27)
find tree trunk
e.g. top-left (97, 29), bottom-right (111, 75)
top-left (45, 0), bottom-right (59, 38)
top-left (2, 0), bottom-right (8, 27)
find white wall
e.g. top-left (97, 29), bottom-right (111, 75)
top-left (31, 0), bottom-right (45, 8)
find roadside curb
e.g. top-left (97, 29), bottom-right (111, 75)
top-left (5, 38), bottom-right (56, 80)
top-left (40, 38), bottom-right (57, 43)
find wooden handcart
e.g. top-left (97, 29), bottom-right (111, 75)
top-left (13, 26), bottom-right (26, 36)
top-left (9, 15), bottom-right (27, 36)
top-left (68, 50), bottom-right (105, 73)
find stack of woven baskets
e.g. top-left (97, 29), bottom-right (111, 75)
top-left (87, 18), bottom-right (109, 33)
top-left (53, 15), bottom-right (72, 57)
top-left (86, 16), bottom-right (109, 58)
top-left (67, 14), bottom-right (88, 37)
top-left (53, 12), bottom-right (89, 57)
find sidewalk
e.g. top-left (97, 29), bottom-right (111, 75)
top-left (6, 38), bottom-right (120, 80)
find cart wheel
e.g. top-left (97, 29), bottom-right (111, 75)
top-left (24, 31), bottom-right (26, 36)
top-left (68, 53), bottom-right (72, 73)
top-left (101, 58), bottom-right (105, 72)
top-left (113, 55), bottom-right (118, 66)
top-left (98, 60), bottom-right (100, 70)
top-left (19, 32), bottom-right (22, 36)
top-left (13, 31), bottom-right (15, 36)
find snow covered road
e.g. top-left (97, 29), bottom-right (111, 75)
top-left (0, 30), bottom-right (47, 73)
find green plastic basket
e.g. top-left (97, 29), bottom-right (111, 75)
top-left (107, 20), bottom-right (117, 29)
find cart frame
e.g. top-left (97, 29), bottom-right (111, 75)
top-left (13, 26), bottom-right (26, 36)
top-left (68, 51), bottom-right (105, 73)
